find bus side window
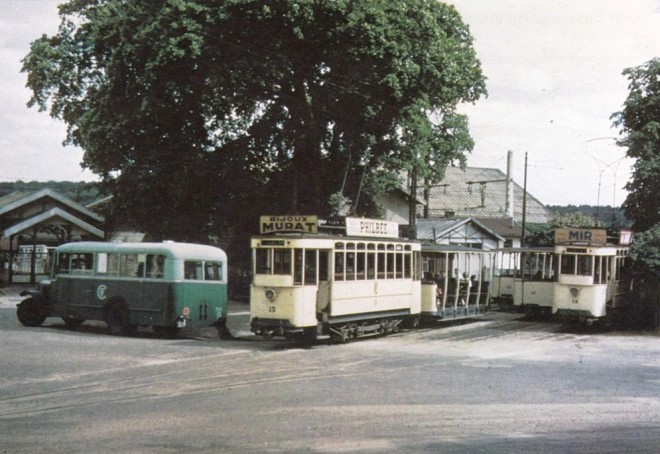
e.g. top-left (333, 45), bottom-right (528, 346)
top-left (120, 254), bottom-right (139, 277)
top-left (57, 253), bottom-right (71, 274)
top-left (71, 253), bottom-right (93, 274)
top-left (184, 261), bottom-right (203, 280)
top-left (205, 262), bottom-right (222, 281)
top-left (147, 255), bottom-right (165, 278)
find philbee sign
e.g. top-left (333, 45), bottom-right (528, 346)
top-left (345, 217), bottom-right (399, 238)
top-left (260, 215), bottom-right (318, 234)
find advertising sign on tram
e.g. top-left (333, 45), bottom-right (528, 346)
top-left (260, 215), bottom-right (318, 234)
top-left (345, 217), bottom-right (399, 238)
top-left (554, 228), bottom-right (607, 245)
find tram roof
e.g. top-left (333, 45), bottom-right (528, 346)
top-left (252, 232), bottom-right (420, 244)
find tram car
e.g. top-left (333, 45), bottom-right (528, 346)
top-left (250, 216), bottom-right (422, 342)
top-left (420, 244), bottom-right (494, 321)
top-left (552, 228), bottom-right (631, 326)
top-left (507, 247), bottom-right (557, 315)
top-left (490, 249), bottom-right (517, 309)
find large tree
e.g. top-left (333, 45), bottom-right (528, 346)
top-left (611, 57), bottom-right (660, 232)
top-left (23, 0), bottom-right (486, 242)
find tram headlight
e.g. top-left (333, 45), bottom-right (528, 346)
top-left (570, 287), bottom-right (580, 298)
top-left (265, 288), bottom-right (277, 302)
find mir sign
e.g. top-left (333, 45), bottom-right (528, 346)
top-left (554, 228), bottom-right (607, 245)
top-left (260, 215), bottom-right (318, 234)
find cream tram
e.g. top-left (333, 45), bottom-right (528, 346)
top-left (552, 228), bottom-right (631, 326)
top-left (420, 244), bottom-right (494, 320)
top-left (250, 216), bottom-right (422, 341)
top-left (510, 247), bottom-right (557, 315)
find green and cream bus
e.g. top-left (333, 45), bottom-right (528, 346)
top-left (17, 241), bottom-right (229, 337)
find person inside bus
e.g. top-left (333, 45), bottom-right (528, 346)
top-left (148, 255), bottom-right (165, 278)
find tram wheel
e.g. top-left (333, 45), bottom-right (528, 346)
top-left (17, 297), bottom-right (47, 327)
top-left (62, 316), bottom-right (85, 330)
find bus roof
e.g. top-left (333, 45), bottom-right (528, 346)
top-left (55, 241), bottom-right (227, 261)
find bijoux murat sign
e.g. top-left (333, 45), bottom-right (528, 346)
top-left (260, 215), bottom-right (318, 234)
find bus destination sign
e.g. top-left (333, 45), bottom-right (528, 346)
top-left (345, 217), bottom-right (399, 238)
top-left (260, 215), bottom-right (318, 234)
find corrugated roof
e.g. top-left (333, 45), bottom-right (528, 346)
top-left (418, 167), bottom-right (552, 224)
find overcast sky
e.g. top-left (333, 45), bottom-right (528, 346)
top-left (1, 1), bottom-right (660, 207)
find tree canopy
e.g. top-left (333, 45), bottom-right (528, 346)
top-left (22, 0), bottom-right (486, 243)
top-left (611, 57), bottom-right (660, 232)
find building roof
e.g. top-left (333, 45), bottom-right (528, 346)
top-left (416, 217), bottom-right (505, 243)
top-left (419, 166), bottom-right (552, 224)
top-left (2, 207), bottom-right (104, 239)
top-left (0, 188), bottom-right (104, 223)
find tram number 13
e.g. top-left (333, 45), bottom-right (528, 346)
top-left (269, 306), bottom-right (276, 313)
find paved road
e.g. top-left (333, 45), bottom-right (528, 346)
top-left (1, 286), bottom-right (658, 453)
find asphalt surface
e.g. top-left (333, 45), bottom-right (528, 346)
top-left (1, 285), bottom-right (659, 453)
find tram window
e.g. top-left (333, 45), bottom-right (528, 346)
top-left (594, 257), bottom-right (602, 284)
top-left (304, 249), bottom-right (317, 285)
top-left (334, 251), bottom-right (344, 281)
top-left (294, 249), bottom-right (303, 285)
top-left (377, 252), bottom-right (386, 279)
top-left (561, 254), bottom-right (576, 275)
top-left (318, 250), bottom-right (329, 281)
top-left (273, 249), bottom-right (291, 275)
top-left (346, 252), bottom-right (356, 280)
top-left (356, 252), bottom-right (366, 280)
top-left (255, 249), bottom-right (270, 274)
top-left (577, 255), bottom-right (592, 276)
top-left (387, 252), bottom-right (395, 279)
top-left (367, 252), bottom-right (376, 279)
top-left (404, 253), bottom-right (411, 279)
top-left (395, 253), bottom-right (403, 278)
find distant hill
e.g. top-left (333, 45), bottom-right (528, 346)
top-left (0, 181), bottom-right (102, 207)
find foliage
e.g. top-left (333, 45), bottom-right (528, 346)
top-left (22, 0), bottom-right (486, 243)
top-left (611, 57), bottom-right (660, 232)
top-left (629, 223), bottom-right (660, 278)
top-left (546, 204), bottom-right (632, 229)
top-left (525, 206), bottom-right (631, 247)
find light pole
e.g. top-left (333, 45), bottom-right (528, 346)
top-left (582, 137), bottom-right (627, 227)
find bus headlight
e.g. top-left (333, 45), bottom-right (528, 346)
top-left (265, 288), bottom-right (277, 301)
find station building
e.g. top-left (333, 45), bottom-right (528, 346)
top-left (0, 189), bottom-right (105, 284)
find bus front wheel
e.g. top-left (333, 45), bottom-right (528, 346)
top-left (17, 297), bottom-right (47, 327)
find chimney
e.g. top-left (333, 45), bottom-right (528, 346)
top-left (505, 150), bottom-right (514, 220)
